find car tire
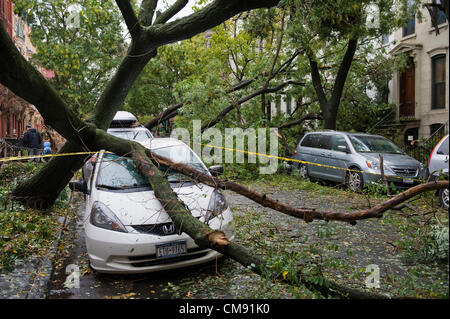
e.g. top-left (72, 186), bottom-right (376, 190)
top-left (298, 164), bottom-right (309, 179)
top-left (346, 169), bottom-right (363, 192)
top-left (439, 187), bottom-right (449, 210)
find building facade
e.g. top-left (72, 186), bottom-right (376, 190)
top-left (1, 0), bottom-right (62, 155)
top-left (388, 5), bottom-right (448, 143)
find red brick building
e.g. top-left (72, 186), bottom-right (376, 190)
top-left (1, 0), bottom-right (63, 154)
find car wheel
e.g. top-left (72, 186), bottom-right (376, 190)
top-left (298, 164), bottom-right (309, 179)
top-left (347, 170), bottom-right (363, 192)
top-left (439, 188), bottom-right (449, 210)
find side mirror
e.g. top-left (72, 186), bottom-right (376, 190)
top-left (69, 179), bottom-right (88, 194)
top-left (337, 145), bottom-right (350, 153)
top-left (208, 165), bottom-right (224, 177)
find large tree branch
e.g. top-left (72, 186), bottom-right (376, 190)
top-left (115, 0), bottom-right (142, 39)
top-left (277, 112), bottom-right (323, 130)
top-left (139, 0), bottom-right (280, 54)
top-left (0, 23), bottom-right (92, 146)
top-left (201, 80), bottom-right (304, 132)
top-left (329, 37), bottom-right (358, 107)
top-left (144, 102), bottom-right (184, 130)
top-left (154, 0), bottom-right (189, 25)
top-left (139, 0), bottom-right (159, 26)
top-left (308, 55), bottom-right (328, 107)
top-left (147, 151), bottom-right (449, 224)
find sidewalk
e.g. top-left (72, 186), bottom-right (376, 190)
top-left (0, 215), bottom-right (68, 299)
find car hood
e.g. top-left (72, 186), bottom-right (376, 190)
top-left (360, 153), bottom-right (421, 168)
top-left (93, 183), bottom-right (214, 226)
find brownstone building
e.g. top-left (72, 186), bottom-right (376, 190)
top-left (1, 0), bottom-right (63, 155)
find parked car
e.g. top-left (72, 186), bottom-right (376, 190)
top-left (107, 110), bottom-right (153, 148)
top-left (83, 111), bottom-right (153, 182)
top-left (71, 138), bottom-right (235, 274)
top-left (428, 134), bottom-right (449, 209)
top-left (291, 131), bottom-right (426, 191)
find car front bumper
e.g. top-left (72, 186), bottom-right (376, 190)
top-left (85, 209), bottom-right (235, 274)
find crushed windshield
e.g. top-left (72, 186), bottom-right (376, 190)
top-left (108, 130), bottom-right (151, 142)
top-left (349, 135), bottom-right (405, 154)
top-left (96, 145), bottom-right (207, 190)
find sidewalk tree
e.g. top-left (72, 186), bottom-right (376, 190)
top-left (286, 0), bottom-right (406, 130)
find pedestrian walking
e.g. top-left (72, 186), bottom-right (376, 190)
top-left (22, 123), bottom-right (42, 162)
top-left (42, 141), bottom-right (52, 162)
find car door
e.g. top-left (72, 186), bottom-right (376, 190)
top-left (311, 134), bottom-right (333, 180)
top-left (327, 134), bottom-right (352, 182)
top-left (298, 134), bottom-right (321, 178)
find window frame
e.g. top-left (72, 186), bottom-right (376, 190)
top-left (431, 54), bottom-right (446, 110)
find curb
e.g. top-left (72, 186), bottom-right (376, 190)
top-left (0, 214), bottom-right (68, 299)
top-left (26, 215), bottom-right (68, 299)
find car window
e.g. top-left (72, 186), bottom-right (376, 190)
top-left (331, 135), bottom-right (349, 152)
top-left (437, 136), bottom-right (449, 155)
top-left (301, 134), bottom-right (331, 149)
top-left (349, 135), bottom-right (404, 154)
top-left (317, 135), bottom-right (332, 150)
top-left (300, 134), bottom-right (316, 147)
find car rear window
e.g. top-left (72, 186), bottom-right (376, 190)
top-left (437, 136), bottom-right (449, 155)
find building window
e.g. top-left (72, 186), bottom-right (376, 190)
top-left (286, 98), bottom-right (291, 115)
top-left (430, 0), bottom-right (447, 26)
top-left (432, 54), bottom-right (446, 109)
top-left (430, 123), bottom-right (444, 137)
top-left (403, 0), bottom-right (415, 37)
top-left (403, 16), bottom-right (415, 36)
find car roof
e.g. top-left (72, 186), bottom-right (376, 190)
top-left (107, 126), bottom-right (149, 132)
top-left (305, 130), bottom-right (383, 138)
top-left (148, 137), bottom-right (188, 150)
top-left (112, 111), bottom-right (137, 122)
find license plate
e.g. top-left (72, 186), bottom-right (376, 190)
top-left (156, 241), bottom-right (187, 259)
top-left (403, 178), bottom-right (414, 184)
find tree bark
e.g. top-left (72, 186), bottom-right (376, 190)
top-left (308, 37), bottom-right (358, 130)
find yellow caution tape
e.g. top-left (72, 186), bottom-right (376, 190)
top-left (1, 143), bottom-right (426, 183)
top-left (194, 142), bottom-right (427, 183)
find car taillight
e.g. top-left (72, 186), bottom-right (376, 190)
top-left (293, 150), bottom-right (297, 156)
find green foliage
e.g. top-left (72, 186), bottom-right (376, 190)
top-left (14, 0), bottom-right (126, 116)
top-left (0, 163), bottom-right (69, 271)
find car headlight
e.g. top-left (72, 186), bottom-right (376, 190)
top-left (90, 201), bottom-right (128, 233)
top-left (366, 160), bottom-right (379, 170)
top-left (205, 190), bottom-right (228, 223)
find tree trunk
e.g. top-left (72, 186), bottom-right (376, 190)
top-left (12, 142), bottom-right (89, 208)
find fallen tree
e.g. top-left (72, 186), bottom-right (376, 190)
top-left (1, 0), bottom-right (447, 299)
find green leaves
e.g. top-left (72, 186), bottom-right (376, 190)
top-left (14, 0), bottom-right (126, 116)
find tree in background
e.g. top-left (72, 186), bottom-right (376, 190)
top-left (13, 0), bottom-right (127, 116)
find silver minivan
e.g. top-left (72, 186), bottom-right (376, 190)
top-left (292, 131), bottom-right (425, 191)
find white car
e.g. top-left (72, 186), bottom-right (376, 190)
top-left (71, 138), bottom-right (235, 274)
top-left (428, 134), bottom-right (449, 209)
top-left (107, 126), bottom-right (153, 149)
